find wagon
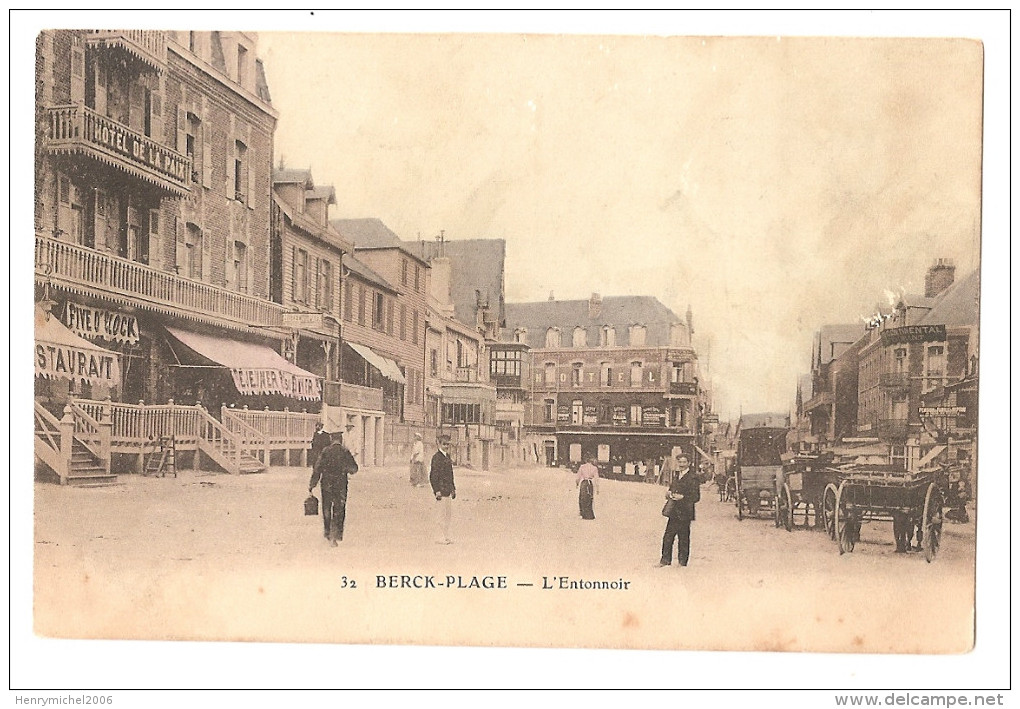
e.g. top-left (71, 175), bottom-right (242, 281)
top-left (734, 413), bottom-right (789, 521)
top-left (831, 467), bottom-right (945, 562)
top-left (774, 453), bottom-right (844, 533)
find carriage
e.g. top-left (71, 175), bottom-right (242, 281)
top-left (774, 452), bottom-right (844, 532)
top-left (734, 413), bottom-right (789, 520)
top-left (830, 467), bottom-right (945, 562)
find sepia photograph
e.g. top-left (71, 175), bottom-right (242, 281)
top-left (11, 9), bottom-right (1010, 697)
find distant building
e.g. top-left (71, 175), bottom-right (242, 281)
top-left (801, 324), bottom-right (866, 450)
top-left (505, 293), bottom-right (707, 478)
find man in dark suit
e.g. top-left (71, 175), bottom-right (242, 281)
top-left (658, 453), bottom-right (701, 567)
top-left (309, 431), bottom-right (359, 546)
top-left (429, 435), bottom-right (456, 544)
top-left (309, 422), bottom-right (330, 468)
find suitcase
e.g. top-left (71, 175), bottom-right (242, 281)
top-left (304, 494), bottom-right (319, 516)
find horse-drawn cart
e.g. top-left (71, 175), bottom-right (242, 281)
top-left (775, 453), bottom-right (844, 532)
top-left (734, 413), bottom-right (789, 521)
top-left (832, 467), bottom-right (945, 562)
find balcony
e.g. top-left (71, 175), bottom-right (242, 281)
top-left (323, 381), bottom-right (384, 412)
top-left (44, 104), bottom-right (191, 196)
top-left (880, 372), bottom-right (911, 390)
top-left (878, 418), bottom-right (910, 440)
top-left (36, 234), bottom-right (284, 330)
top-left (803, 390), bottom-right (833, 412)
top-left (454, 367), bottom-right (480, 383)
top-left (85, 31), bottom-right (168, 73)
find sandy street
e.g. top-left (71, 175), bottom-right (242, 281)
top-left (33, 461), bottom-right (976, 659)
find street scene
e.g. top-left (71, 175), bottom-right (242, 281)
top-left (18, 12), bottom-right (1008, 694)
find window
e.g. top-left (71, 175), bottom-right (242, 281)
top-left (572, 326), bottom-right (587, 348)
top-left (545, 327), bottom-right (561, 348)
top-left (544, 399), bottom-right (555, 423)
top-left (600, 362), bottom-right (613, 387)
top-left (894, 347), bottom-right (907, 373)
top-left (399, 304), bottom-right (407, 340)
top-left (630, 361), bottom-right (643, 387)
top-left (320, 260), bottom-right (334, 311)
top-left (629, 324), bottom-right (646, 346)
top-left (571, 400), bottom-right (583, 426)
top-left (412, 310), bottom-right (419, 344)
top-left (357, 285), bottom-right (366, 326)
top-left (544, 362), bottom-right (556, 386)
top-left (373, 292), bottom-right (385, 330)
top-left (924, 345), bottom-right (946, 393)
top-left (386, 300), bottom-right (394, 335)
top-left (515, 328), bottom-right (527, 344)
top-left (414, 265), bottom-right (421, 292)
top-left (294, 248), bottom-right (308, 303)
top-left (430, 349), bottom-right (439, 377)
top-left (233, 140), bottom-right (247, 200)
top-left (231, 241), bottom-right (247, 293)
top-left (571, 363), bottom-right (583, 387)
top-left (401, 259), bottom-right (408, 285)
top-left (236, 44), bottom-right (248, 86)
top-left (184, 223), bottom-right (203, 280)
top-left (600, 326), bottom-right (616, 347)
top-left (630, 404), bottom-right (643, 426)
top-left (343, 280), bottom-right (353, 322)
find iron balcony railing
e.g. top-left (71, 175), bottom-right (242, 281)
top-left (43, 104), bottom-right (191, 195)
top-left (880, 371), bottom-right (911, 389)
top-left (36, 234), bottom-right (285, 330)
top-left (85, 30), bottom-right (167, 72)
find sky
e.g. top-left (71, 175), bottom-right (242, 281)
top-left (252, 17), bottom-right (986, 418)
top-left (11, 10), bottom-right (1004, 420)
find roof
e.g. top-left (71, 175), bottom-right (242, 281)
top-left (272, 168), bottom-right (313, 187)
top-left (413, 239), bottom-right (506, 329)
top-left (332, 218), bottom-right (403, 249)
top-left (345, 253), bottom-right (397, 293)
top-left (255, 59), bottom-right (271, 104)
top-left (917, 269), bottom-right (979, 328)
top-left (504, 295), bottom-right (686, 349)
top-left (814, 324), bottom-right (863, 367)
top-left (307, 186), bottom-right (336, 205)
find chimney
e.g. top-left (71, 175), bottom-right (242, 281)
top-left (430, 256), bottom-right (454, 316)
top-left (548, 291), bottom-right (555, 302)
top-left (588, 292), bottom-right (602, 319)
top-left (925, 258), bottom-right (956, 298)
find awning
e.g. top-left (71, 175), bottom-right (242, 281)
top-left (166, 326), bottom-right (321, 401)
top-left (347, 341), bottom-right (405, 384)
top-left (916, 445), bottom-right (947, 470)
top-left (35, 305), bottom-right (122, 385)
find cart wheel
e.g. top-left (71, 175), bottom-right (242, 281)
top-left (822, 483), bottom-right (838, 540)
top-left (835, 481), bottom-right (855, 554)
top-left (781, 483), bottom-right (794, 532)
top-left (922, 483), bottom-right (945, 563)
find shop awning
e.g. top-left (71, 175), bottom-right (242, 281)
top-left (35, 305), bottom-right (122, 385)
top-left (916, 445), bottom-right (947, 470)
top-left (165, 326), bottom-right (321, 401)
top-left (347, 341), bottom-right (405, 384)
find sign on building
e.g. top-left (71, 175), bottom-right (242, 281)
top-left (880, 325), bottom-right (947, 345)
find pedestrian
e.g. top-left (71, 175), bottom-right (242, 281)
top-left (308, 431), bottom-right (359, 547)
top-left (429, 435), bottom-right (456, 544)
top-left (409, 432), bottom-right (426, 487)
top-left (575, 454), bottom-right (600, 519)
top-left (658, 453), bottom-right (701, 567)
top-left (658, 450), bottom-right (674, 486)
top-left (309, 422), bottom-right (330, 468)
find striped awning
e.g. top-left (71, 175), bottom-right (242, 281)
top-left (346, 342), bottom-right (405, 384)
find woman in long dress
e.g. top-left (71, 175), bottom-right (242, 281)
top-left (575, 455), bottom-right (600, 520)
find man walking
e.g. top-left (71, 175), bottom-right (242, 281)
top-left (309, 431), bottom-right (359, 546)
top-left (658, 453), bottom-right (701, 567)
top-left (429, 435), bottom-right (456, 544)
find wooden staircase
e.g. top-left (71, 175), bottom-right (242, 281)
top-left (195, 407), bottom-right (266, 475)
top-left (34, 401), bottom-right (117, 486)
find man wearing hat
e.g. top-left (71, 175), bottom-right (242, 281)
top-left (658, 452), bottom-right (700, 567)
top-left (409, 432), bottom-right (426, 487)
top-left (309, 430), bottom-right (359, 546)
top-left (429, 435), bottom-right (456, 544)
top-left (309, 422), bottom-right (330, 468)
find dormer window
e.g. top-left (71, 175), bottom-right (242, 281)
top-left (545, 327), bottom-right (561, 348)
top-left (572, 326), bottom-right (587, 348)
top-left (629, 324), bottom-right (647, 346)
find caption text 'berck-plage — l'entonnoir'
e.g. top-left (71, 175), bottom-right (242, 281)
top-left (373, 575), bottom-right (632, 590)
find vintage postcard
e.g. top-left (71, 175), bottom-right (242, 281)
top-left (13, 10), bottom-right (1010, 694)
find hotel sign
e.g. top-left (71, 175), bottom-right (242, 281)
top-left (64, 302), bottom-right (140, 344)
top-left (919, 406), bottom-right (966, 417)
top-left (880, 325), bottom-right (946, 346)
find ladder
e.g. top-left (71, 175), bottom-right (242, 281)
top-left (144, 435), bottom-right (177, 477)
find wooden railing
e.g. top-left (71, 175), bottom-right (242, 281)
top-left (68, 401), bottom-right (110, 464)
top-left (223, 406), bottom-right (319, 447)
top-left (36, 235), bottom-right (286, 329)
top-left (44, 104), bottom-right (189, 193)
top-left (323, 380), bottom-right (384, 411)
